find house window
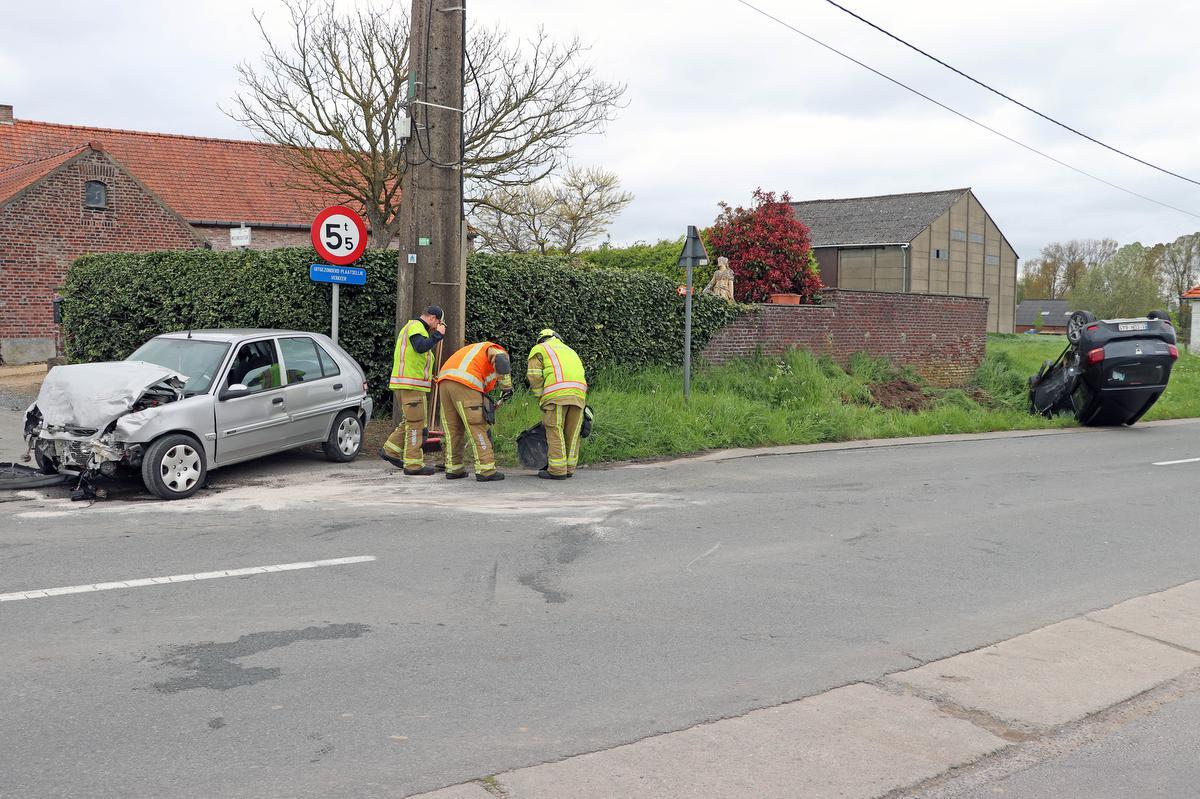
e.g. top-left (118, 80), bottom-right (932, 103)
top-left (969, 232), bottom-right (985, 244)
top-left (951, 229), bottom-right (967, 241)
top-left (84, 180), bottom-right (108, 209)
top-left (933, 249), bottom-right (949, 260)
top-left (985, 254), bottom-right (1000, 266)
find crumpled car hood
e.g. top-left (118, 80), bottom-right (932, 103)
top-left (32, 361), bottom-right (188, 431)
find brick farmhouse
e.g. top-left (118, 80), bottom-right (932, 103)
top-left (0, 104), bottom-right (336, 364)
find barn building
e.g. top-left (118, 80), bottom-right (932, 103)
top-left (792, 188), bottom-right (1018, 333)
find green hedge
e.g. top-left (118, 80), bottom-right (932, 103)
top-left (62, 248), bottom-right (741, 412)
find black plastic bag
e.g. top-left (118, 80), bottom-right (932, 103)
top-left (517, 423), bottom-right (548, 469)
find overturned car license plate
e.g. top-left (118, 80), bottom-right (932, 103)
top-left (1118, 322), bottom-right (1149, 331)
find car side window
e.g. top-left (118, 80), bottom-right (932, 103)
top-left (280, 337), bottom-right (324, 385)
top-left (226, 340), bottom-right (282, 393)
top-left (315, 343), bottom-right (341, 378)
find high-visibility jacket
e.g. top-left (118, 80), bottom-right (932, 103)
top-left (527, 337), bottom-right (587, 403)
top-left (437, 341), bottom-right (511, 393)
top-left (389, 319), bottom-right (436, 392)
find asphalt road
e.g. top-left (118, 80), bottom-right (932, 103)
top-left (3, 419), bottom-right (1200, 797)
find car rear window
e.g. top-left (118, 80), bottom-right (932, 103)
top-left (280, 337), bottom-right (323, 384)
top-left (316, 343), bottom-right (341, 377)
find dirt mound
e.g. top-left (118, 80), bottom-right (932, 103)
top-left (869, 379), bottom-right (933, 412)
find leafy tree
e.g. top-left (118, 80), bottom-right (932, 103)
top-left (1018, 239), bottom-right (1118, 300)
top-left (1068, 243), bottom-right (1166, 319)
top-left (707, 189), bottom-right (822, 303)
top-left (471, 167), bottom-right (633, 255)
top-left (577, 238), bottom-right (688, 281)
top-left (229, 1), bottom-right (626, 247)
top-left (1161, 233), bottom-right (1200, 310)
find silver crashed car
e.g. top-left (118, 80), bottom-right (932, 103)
top-left (24, 330), bottom-right (373, 499)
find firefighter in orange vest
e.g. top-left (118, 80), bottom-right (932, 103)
top-left (436, 341), bottom-right (513, 482)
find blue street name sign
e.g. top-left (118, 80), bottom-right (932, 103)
top-left (309, 264), bottom-right (367, 285)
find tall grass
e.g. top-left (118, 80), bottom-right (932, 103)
top-left (488, 334), bottom-right (1200, 466)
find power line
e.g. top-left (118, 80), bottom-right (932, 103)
top-left (732, 0), bottom-right (1200, 221)
top-left (821, 0), bottom-right (1200, 189)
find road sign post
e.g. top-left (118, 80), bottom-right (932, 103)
top-left (677, 226), bottom-right (710, 402)
top-left (310, 204), bottom-right (369, 346)
top-left (308, 264), bottom-right (367, 344)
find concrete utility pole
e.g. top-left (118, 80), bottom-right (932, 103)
top-left (395, 0), bottom-right (466, 360)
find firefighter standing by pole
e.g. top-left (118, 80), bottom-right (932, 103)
top-left (527, 329), bottom-right (588, 480)
top-left (381, 306), bottom-right (445, 475)
top-left (437, 341), bottom-right (513, 482)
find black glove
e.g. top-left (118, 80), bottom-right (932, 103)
top-left (499, 388), bottom-right (514, 403)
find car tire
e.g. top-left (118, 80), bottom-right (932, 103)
top-left (323, 410), bottom-right (364, 463)
top-left (1147, 309), bottom-right (1171, 321)
top-left (34, 449), bottom-right (58, 475)
top-left (1066, 310), bottom-right (1096, 344)
top-left (141, 434), bottom-right (206, 500)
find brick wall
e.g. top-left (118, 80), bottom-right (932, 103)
top-left (0, 150), bottom-right (202, 352)
top-left (702, 288), bottom-right (988, 386)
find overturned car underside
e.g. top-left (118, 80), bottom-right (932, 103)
top-left (24, 362), bottom-right (188, 481)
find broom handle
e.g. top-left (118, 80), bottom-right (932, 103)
top-left (429, 339), bottom-right (445, 428)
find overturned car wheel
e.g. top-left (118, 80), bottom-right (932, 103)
top-left (142, 434), bottom-right (206, 500)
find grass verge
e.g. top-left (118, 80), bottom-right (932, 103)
top-left (369, 333), bottom-right (1199, 468)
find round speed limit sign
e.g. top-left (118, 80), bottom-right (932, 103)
top-left (311, 206), bottom-right (368, 265)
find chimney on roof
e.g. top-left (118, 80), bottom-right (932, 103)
top-left (0, 104), bottom-right (12, 126)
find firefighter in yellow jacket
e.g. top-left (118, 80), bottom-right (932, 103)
top-left (381, 306), bottom-right (444, 475)
top-left (527, 329), bottom-right (587, 480)
top-left (437, 341), bottom-right (513, 482)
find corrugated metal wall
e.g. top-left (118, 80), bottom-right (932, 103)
top-left (830, 190), bottom-right (1016, 333)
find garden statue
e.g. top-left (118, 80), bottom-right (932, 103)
top-left (703, 256), bottom-right (735, 302)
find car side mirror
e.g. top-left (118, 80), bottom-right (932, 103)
top-left (220, 383), bottom-right (251, 401)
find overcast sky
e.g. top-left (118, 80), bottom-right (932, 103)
top-left (5, 0), bottom-right (1200, 260)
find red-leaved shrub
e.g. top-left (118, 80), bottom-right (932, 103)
top-left (707, 188), bottom-right (822, 303)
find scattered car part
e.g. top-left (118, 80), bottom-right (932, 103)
top-left (0, 461), bottom-right (70, 490)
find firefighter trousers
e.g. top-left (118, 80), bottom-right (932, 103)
top-left (542, 401), bottom-right (584, 476)
top-left (385, 389), bottom-right (428, 469)
top-left (440, 380), bottom-right (497, 476)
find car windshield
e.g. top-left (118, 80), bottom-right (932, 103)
top-left (127, 338), bottom-right (230, 395)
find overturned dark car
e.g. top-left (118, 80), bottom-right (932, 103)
top-left (1028, 310), bottom-right (1179, 426)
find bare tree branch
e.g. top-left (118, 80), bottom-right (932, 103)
top-left (227, 2), bottom-right (625, 248)
top-left (471, 166), bottom-right (632, 255)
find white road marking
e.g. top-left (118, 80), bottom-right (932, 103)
top-left (685, 543), bottom-right (722, 573)
top-left (1152, 457), bottom-right (1200, 466)
top-left (0, 556), bottom-right (376, 603)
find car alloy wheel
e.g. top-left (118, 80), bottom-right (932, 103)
top-left (337, 416), bottom-right (362, 457)
top-left (160, 443), bottom-right (202, 494)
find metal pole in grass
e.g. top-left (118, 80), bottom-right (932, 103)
top-left (678, 226), bottom-right (710, 402)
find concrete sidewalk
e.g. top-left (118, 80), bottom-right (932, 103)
top-left (413, 580), bottom-right (1200, 799)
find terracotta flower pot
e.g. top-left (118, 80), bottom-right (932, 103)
top-left (767, 293), bottom-right (802, 305)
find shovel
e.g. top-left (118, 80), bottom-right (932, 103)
top-left (421, 340), bottom-right (446, 453)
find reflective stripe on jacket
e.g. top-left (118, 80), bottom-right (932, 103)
top-left (527, 337), bottom-right (587, 403)
top-left (437, 341), bottom-right (510, 393)
top-left (390, 319), bottom-right (435, 391)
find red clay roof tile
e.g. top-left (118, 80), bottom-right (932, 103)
top-left (0, 144), bottom-right (88, 204)
top-left (0, 119), bottom-right (337, 226)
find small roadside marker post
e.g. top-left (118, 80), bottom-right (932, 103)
top-left (677, 226), bottom-right (710, 402)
